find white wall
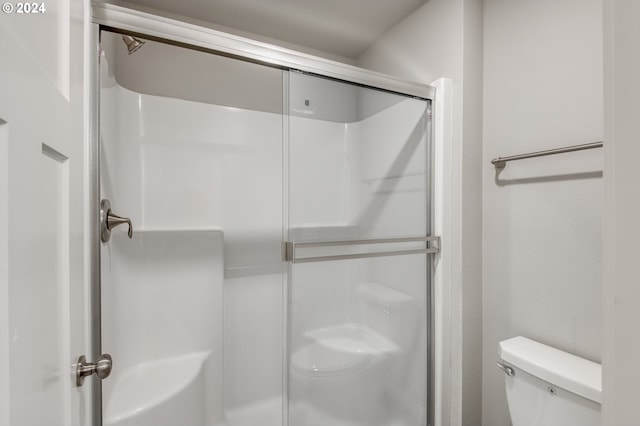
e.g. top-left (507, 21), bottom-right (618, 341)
top-left (357, 1), bottom-right (484, 425)
top-left (602, 1), bottom-right (640, 425)
top-left (482, 1), bottom-right (603, 425)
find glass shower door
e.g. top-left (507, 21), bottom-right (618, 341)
top-left (99, 31), bottom-right (286, 426)
top-left (286, 72), bottom-right (435, 426)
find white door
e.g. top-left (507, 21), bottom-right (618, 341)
top-left (0, 1), bottom-right (92, 425)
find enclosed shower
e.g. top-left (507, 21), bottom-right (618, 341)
top-left (96, 8), bottom-right (438, 425)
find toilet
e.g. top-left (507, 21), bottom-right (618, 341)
top-left (498, 336), bottom-right (601, 426)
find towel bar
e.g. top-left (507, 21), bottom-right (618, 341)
top-left (491, 141), bottom-right (603, 170)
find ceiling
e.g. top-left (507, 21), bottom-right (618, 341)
top-left (113, 0), bottom-right (428, 59)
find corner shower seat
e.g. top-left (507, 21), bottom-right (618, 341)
top-left (292, 323), bottom-right (400, 376)
top-left (104, 351), bottom-right (210, 426)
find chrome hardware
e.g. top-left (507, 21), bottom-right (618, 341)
top-left (491, 141), bottom-right (603, 170)
top-left (75, 353), bottom-right (113, 386)
top-left (496, 361), bottom-right (515, 377)
top-left (100, 199), bottom-right (133, 242)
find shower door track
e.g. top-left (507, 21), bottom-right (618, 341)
top-left (91, 2), bottom-right (436, 101)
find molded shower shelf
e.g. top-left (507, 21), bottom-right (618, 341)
top-left (303, 323), bottom-right (400, 356)
top-left (104, 352), bottom-right (210, 426)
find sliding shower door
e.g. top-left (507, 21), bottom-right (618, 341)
top-left (97, 27), bottom-right (435, 426)
top-left (286, 72), bottom-right (434, 426)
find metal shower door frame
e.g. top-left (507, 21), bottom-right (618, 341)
top-left (89, 3), bottom-right (439, 425)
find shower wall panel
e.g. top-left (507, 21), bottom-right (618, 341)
top-left (289, 116), bottom-right (357, 230)
top-left (101, 76), bottom-right (284, 424)
top-left (355, 98), bottom-right (429, 238)
top-left (288, 95), bottom-right (429, 341)
top-left (355, 99), bottom-right (430, 423)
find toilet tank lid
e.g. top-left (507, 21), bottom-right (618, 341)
top-left (499, 336), bottom-right (602, 404)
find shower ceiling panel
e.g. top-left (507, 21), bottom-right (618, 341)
top-left (105, 0), bottom-right (428, 58)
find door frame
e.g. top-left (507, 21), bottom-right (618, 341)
top-left (87, 21), bottom-right (103, 426)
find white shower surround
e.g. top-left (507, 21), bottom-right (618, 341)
top-left (94, 5), bottom-right (451, 425)
top-left (100, 83), bottom-right (285, 424)
top-left (100, 84), bottom-right (442, 423)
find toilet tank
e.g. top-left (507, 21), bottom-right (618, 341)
top-left (498, 337), bottom-right (601, 426)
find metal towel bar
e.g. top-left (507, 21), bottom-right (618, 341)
top-left (285, 236), bottom-right (440, 264)
top-left (491, 141), bottom-right (603, 170)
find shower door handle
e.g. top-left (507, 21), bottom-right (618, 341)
top-left (100, 199), bottom-right (133, 242)
top-left (285, 236), bottom-right (440, 264)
